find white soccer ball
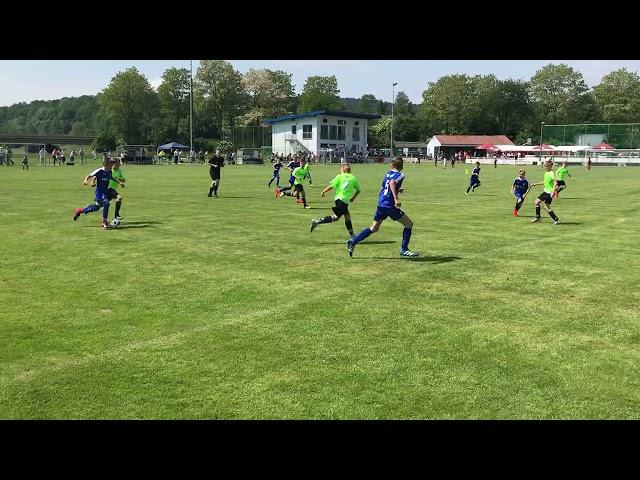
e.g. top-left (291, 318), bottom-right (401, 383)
top-left (110, 218), bottom-right (121, 228)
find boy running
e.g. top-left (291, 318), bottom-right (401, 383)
top-left (275, 156), bottom-right (300, 197)
top-left (207, 149), bottom-right (224, 197)
top-left (465, 161), bottom-right (481, 194)
top-left (310, 163), bottom-right (361, 237)
top-left (72, 158), bottom-right (122, 229)
top-left (301, 160), bottom-right (314, 187)
top-left (346, 157), bottom-right (419, 258)
top-left (553, 162), bottom-right (572, 198)
top-left (268, 157), bottom-right (283, 187)
top-left (107, 158), bottom-right (126, 220)
top-left (530, 160), bottom-right (560, 224)
top-left (510, 169), bottom-right (531, 216)
top-left (278, 158), bottom-right (310, 208)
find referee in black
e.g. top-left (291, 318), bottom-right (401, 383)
top-left (208, 149), bottom-right (225, 197)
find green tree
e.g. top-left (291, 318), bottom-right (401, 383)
top-left (157, 67), bottom-right (191, 141)
top-left (529, 64), bottom-right (591, 124)
top-left (98, 67), bottom-right (159, 143)
top-left (358, 94), bottom-right (377, 114)
top-left (241, 68), bottom-right (295, 125)
top-left (593, 68), bottom-right (640, 123)
top-left (420, 74), bottom-right (481, 134)
top-left (298, 75), bottom-right (342, 112)
top-left (369, 117), bottom-right (392, 147)
top-left (393, 91), bottom-right (413, 116)
top-left (195, 60), bottom-right (247, 137)
top-left (93, 130), bottom-right (117, 152)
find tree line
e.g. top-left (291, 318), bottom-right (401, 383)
top-left (0, 61), bottom-right (638, 150)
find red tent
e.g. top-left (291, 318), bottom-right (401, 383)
top-left (591, 143), bottom-right (615, 150)
top-left (475, 143), bottom-right (498, 150)
top-left (532, 144), bottom-right (554, 150)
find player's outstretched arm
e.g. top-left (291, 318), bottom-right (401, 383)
top-left (82, 175), bottom-right (92, 186)
top-left (320, 185), bottom-right (333, 197)
top-left (351, 190), bottom-right (361, 203)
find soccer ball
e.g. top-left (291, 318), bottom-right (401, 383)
top-left (110, 218), bottom-right (121, 228)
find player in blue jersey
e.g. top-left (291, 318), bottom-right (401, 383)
top-left (268, 157), bottom-right (283, 187)
top-left (72, 158), bottom-right (122, 229)
top-left (465, 162), bottom-right (481, 194)
top-left (510, 169), bottom-right (531, 217)
top-left (346, 157), bottom-right (419, 258)
top-left (275, 156), bottom-right (300, 197)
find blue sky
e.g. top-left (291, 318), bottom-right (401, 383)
top-left (1, 60), bottom-right (639, 107)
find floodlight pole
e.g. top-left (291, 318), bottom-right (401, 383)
top-left (539, 121), bottom-right (545, 165)
top-left (391, 82), bottom-right (397, 158)
top-left (190, 60), bottom-right (194, 158)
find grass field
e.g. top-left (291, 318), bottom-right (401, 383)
top-left (1, 161), bottom-right (639, 419)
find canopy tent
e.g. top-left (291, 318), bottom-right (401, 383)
top-left (475, 143), bottom-right (498, 150)
top-left (532, 144), bottom-right (555, 150)
top-left (589, 143), bottom-right (615, 151)
top-left (158, 141), bottom-right (188, 151)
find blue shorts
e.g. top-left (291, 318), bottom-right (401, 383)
top-left (469, 177), bottom-right (481, 186)
top-left (94, 190), bottom-right (109, 204)
top-left (288, 176), bottom-right (295, 184)
top-left (374, 205), bottom-right (405, 222)
top-left (514, 191), bottom-right (525, 202)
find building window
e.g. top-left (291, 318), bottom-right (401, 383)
top-left (303, 124), bottom-right (312, 139)
top-left (338, 125), bottom-right (346, 141)
top-left (352, 127), bottom-right (360, 141)
top-left (355, 121), bottom-right (359, 126)
top-left (329, 125), bottom-right (337, 140)
top-left (322, 118), bottom-right (328, 123)
top-left (337, 120), bottom-right (347, 125)
top-left (291, 125), bottom-right (296, 134)
top-left (320, 125), bottom-right (328, 139)
top-left (320, 143), bottom-right (328, 149)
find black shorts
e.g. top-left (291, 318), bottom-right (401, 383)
top-left (557, 180), bottom-right (566, 186)
top-left (538, 192), bottom-right (553, 204)
top-left (331, 199), bottom-right (349, 217)
top-left (209, 169), bottom-right (220, 181)
top-left (107, 188), bottom-right (119, 200)
top-left (294, 184), bottom-right (304, 194)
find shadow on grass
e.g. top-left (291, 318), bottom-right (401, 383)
top-left (319, 240), bottom-right (397, 245)
top-left (556, 222), bottom-right (582, 225)
top-left (356, 255), bottom-right (462, 263)
top-left (124, 221), bottom-right (163, 225)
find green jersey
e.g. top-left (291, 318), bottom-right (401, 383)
top-left (301, 163), bottom-right (311, 174)
top-left (109, 168), bottom-right (125, 190)
top-left (292, 166), bottom-right (307, 185)
top-left (329, 173), bottom-right (361, 204)
top-left (543, 170), bottom-right (556, 193)
top-left (556, 167), bottom-right (570, 180)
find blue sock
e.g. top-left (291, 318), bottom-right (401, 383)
top-left (83, 204), bottom-right (100, 214)
top-left (401, 227), bottom-right (412, 251)
top-left (352, 227), bottom-right (372, 244)
top-left (102, 200), bottom-right (110, 219)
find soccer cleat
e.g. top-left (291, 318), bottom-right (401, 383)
top-left (465, 192), bottom-right (469, 196)
top-left (346, 240), bottom-right (355, 258)
top-left (296, 198), bottom-right (304, 204)
top-left (278, 191), bottom-right (286, 198)
top-left (213, 194), bottom-right (219, 198)
top-left (310, 220), bottom-right (318, 233)
top-left (309, 183), bottom-right (314, 187)
top-left (400, 249), bottom-right (420, 257)
top-left (115, 215), bottom-right (123, 220)
top-left (101, 219), bottom-right (110, 229)
top-left (274, 188), bottom-right (281, 198)
top-left (513, 208), bottom-right (518, 217)
top-left (553, 219), bottom-right (561, 225)
top-left (208, 193), bottom-right (212, 197)
top-left (530, 217), bottom-right (541, 223)
top-left (73, 208), bottom-right (83, 221)
top-left (303, 205), bottom-right (310, 209)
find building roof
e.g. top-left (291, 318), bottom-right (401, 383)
top-left (264, 110), bottom-right (381, 124)
top-left (395, 142), bottom-right (429, 148)
top-left (433, 135), bottom-right (514, 146)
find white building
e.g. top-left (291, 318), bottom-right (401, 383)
top-left (264, 110), bottom-right (381, 156)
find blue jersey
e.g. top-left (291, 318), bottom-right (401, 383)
top-left (273, 161), bottom-right (282, 174)
top-left (89, 167), bottom-right (112, 193)
top-left (512, 177), bottom-right (529, 195)
top-left (287, 160), bottom-right (300, 170)
top-left (378, 170), bottom-right (405, 208)
top-left (471, 167), bottom-right (480, 178)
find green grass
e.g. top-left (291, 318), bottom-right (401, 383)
top-left (1, 162), bottom-right (639, 419)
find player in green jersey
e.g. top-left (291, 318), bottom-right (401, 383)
top-left (301, 161), bottom-right (314, 187)
top-left (278, 158), bottom-right (310, 208)
top-left (553, 162), bottom-right (573, 198)
top-left (530, 160), bottom-right (560, 224)
top-left (106, 158), bottom-right (126, 220)
top-left (310, 163), bottom-right (361, 237)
